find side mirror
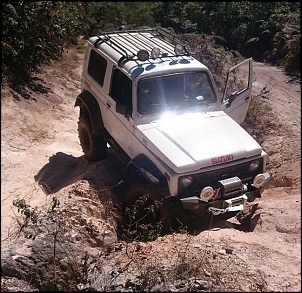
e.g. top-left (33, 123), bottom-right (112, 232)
top-left (116, 103), bottom-right (130, 119)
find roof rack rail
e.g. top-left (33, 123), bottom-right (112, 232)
top-left (155, 27), bottom-right (186, 47)
top-left (93, 27), bottom-right (191, 64)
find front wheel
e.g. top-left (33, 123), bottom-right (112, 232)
top-left (121, 183), bottom-right (163, 242)
top-left (78, 117), bottom-right (107, 161)
top-left (121, 182), bottom-right (187, 242)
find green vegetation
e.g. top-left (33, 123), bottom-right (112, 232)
top-left (2, 2), bottom-right (88, 84)
top-left (2, 2), bottom-right (300, 85)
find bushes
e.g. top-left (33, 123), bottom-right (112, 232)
top-left (2, 2), bottom-right (300, 85)
top-left (2, 2), bottom-right (87, 85)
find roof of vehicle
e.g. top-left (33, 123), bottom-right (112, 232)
top-left (88, 27), bottom-right (209, 79)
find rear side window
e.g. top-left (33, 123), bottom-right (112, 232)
top-left (110, 67), bottom-right (132, 115)
top-left (87, 49), bottom-right (107, 86)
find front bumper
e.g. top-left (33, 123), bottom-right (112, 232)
top-left (180, 194), bottom-right (248, 215)
top-left (179, 173), bottom-right (271, 215)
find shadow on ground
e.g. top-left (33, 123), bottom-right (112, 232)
top-left (10, 77), bottom-right (51, 101)
top-left (34, 152), bottom-right (92, 195)
top-left (34, 150), bottom-right (124, 195)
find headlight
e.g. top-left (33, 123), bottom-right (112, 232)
top-left (180, 177), bottom-right (193, 189)
top-left (137, 49), bottom-right (149, 61)
top-left (249, 160), bottom-right (260, 172)
top-left (151, 47), bottom-right (161, 59)
top-left (174, 44), bottom-right (184, 56)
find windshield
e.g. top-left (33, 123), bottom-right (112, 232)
top-left (138, 72), bottom-right (216, 115)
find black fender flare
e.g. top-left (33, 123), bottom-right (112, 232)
top-left (123, 154), bottom-right (168, 191)
top-left (75, 91), bottom-right (105, 136)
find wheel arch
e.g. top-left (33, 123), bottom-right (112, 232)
top-left (75, 90), bottom-right (105, 136)
top-left (123, 154), bottom-right (169, 191)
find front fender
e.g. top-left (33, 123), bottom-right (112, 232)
top-left (123, 154), bottom-right (168, 191)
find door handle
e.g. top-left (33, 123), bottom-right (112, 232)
top-left (106, 102), bottom-right (111, 108)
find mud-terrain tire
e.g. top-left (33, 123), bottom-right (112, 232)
top-left (160, 196), bottom-right (188, 233)
top-left (78, 117), bottom-right (107, 161)
top-left (122, 182), bottom-right (187, 241)
top-left (122, 182), bottom-right (165, 241)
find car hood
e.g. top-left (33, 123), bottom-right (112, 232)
top-left (137, 111), bottom-right (262, 173)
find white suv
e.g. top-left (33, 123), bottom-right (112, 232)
top-left (75, 27), bottom-right (271, 238)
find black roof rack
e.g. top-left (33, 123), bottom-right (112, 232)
top-left (93, 27), bottom-right (192, 63)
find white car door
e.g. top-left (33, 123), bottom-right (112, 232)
top-left (222, 58), bottom-right (253, 125)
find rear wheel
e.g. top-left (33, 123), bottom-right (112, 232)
top-left (78, 117), bottom-right (107, 161)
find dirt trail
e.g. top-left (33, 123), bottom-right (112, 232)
top-left (1, 50), bottom-right (301, 291)
top-left (253, 61), bottom-right (300, 130)
top-left (1, 53), bottom-right (84, 240)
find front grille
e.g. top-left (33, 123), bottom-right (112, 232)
top-left (178, 159), bottom-right (263, 198)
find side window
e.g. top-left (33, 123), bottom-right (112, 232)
top-left (87, 49), bottom-right (107, 86)
top-left (110, 67), bottom-right (133, 116)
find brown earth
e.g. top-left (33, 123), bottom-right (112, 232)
top-left (1, 46), bottom-right (301, 292)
